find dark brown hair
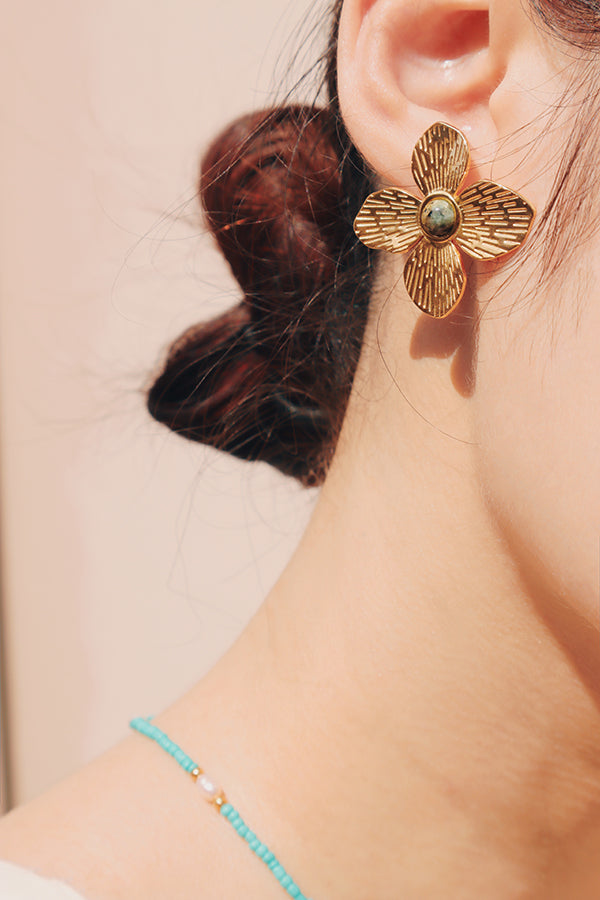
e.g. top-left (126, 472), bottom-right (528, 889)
top-left (147, 0), bottom-right (597, 486)
top-left (147, 0), bottom-right (374, 487)
top-left (528, 0), bottom-right (600, 48)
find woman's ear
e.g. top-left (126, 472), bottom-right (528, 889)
top-left (337, 0), bottom-right (538, 187)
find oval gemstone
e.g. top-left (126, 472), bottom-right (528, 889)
top-left (420, 196), bottom-right (458, 241)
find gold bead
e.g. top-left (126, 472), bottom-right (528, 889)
top-left (190, 766), bottom-right (203, 780)
top-left (210, 790), bottom-right (228, 810)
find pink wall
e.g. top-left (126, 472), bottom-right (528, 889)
top-left (0, 0), bottom-right (318, 808)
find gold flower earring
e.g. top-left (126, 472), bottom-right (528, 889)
top-left (353, 122), bottom-right (536, 318)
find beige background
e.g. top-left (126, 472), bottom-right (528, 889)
top-left (0, 0), bottom-right (322, 809)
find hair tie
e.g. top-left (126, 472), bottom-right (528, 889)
top-left (271, 388), bottom-right (327, 427)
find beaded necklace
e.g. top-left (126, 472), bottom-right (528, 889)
top-left (129, 716), bottom-right (313, 900)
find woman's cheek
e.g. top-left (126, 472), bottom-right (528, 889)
top-left (474, 282), bottom-right (600, 629)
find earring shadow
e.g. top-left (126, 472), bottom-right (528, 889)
top-left (409, 264), bottom-right (479, 398)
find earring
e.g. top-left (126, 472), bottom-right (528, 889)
top-left (353, 122), bottom-right (535, 318)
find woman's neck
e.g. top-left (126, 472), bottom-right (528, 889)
top-left (162, 400), bottom-right (600, 899)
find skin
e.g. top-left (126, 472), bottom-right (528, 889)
top-left (1, 0), bottom-right (599, 897)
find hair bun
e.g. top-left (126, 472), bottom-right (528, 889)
top-left (147, 103), bottom-right (374, 486)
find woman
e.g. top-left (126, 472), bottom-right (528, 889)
top-left (0, 0), bottom-right (599, 896)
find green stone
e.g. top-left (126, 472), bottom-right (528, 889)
top-left (420, 196), bottom-right (458, 241)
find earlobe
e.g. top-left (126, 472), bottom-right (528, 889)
top-left (337, 0), bottom-right (506, 187)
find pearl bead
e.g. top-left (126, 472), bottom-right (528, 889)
top-left (196, 772), bottom-right (221, 801)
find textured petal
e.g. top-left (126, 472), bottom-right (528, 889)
top-left (353, 188), bottom-right (421, 253)
top-left (411, 123), bottom-right (470, 197)
top-left (403, 238), bottom-right (466, 318)
top-left (455, 181), bottom-right (535, 260)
